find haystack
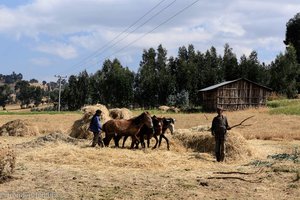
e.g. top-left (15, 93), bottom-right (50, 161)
top-left (173, 126), bottom-right (252, 161)
top-left (167, 106), bottom-right (180, 113)
top-left (0, 119), bottom-right (39, 137)
top-left (70, 104), bottom-right (111, 139)
top-left (109, 108), bottom-right (133, 119)
top-left (0, 146), bottom-right (15, 180)
top-left (158, 105), bottom-right (170, 112)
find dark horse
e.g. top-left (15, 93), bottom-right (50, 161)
top-left (122, 115), bottom-right (163, 149)
top-left (145, 116), bottom-right (175, 150)
top-left (102, 111), bottom-right (153, 148)
top-left (122, 116), bottom-right (175, 150)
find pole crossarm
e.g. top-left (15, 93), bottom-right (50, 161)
top-left (54, 75), bottom-right (67, 112)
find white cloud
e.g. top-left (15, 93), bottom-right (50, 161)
top-left (36, 42), bottom-right (78, 59)
top-left (0, 0), bottom-right (300, 68)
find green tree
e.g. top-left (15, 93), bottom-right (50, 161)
top-left (136, 48), bottom-right (157, 108)
top-left (0, 85), bottom-right (12, 109)
top-left (15, 80), bottom-right (43, 106)
top-left (269, 46), bottom-right (300, 98)
top-left (202, 46), bottom-right (222, 86)
top-left (96, 59), bottom-right (135, 107)
top-left (222, 43), bottom-right (239, 81)
top-left (284, 13), bottom-right (300, 63)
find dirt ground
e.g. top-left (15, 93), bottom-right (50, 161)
top-left (0, 108), bottom-right (299, 200)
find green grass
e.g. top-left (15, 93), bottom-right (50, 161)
top-left (267, 99), bottom-right (300, 115)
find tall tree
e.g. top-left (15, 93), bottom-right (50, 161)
top-left (222, 43), bottom-right (239, 81)
top-left (284, 13), bottom-right (300, 63)
top-left (269, 45), bottom-right (300, 98)
top-left (136, 48), bottom-right (157, 108)
top-left (202, 46), bottom-right (222, 87)
top-left (0, 85), bottom-right (12, 109)
top-left (156, 44), bottom-right (174, 105)
top-left (100, 59), bottom-right (134, 107)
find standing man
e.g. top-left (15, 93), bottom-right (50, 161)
top-left (211, 107), bottom-right (231, 162)
top-left (89, 109), bottom-right (104, 147)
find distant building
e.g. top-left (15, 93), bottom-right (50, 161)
top-left (199, 78), bottom-right (272, 111)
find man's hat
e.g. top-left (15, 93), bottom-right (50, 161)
top-left (217, 107), bottom-right (224, 111)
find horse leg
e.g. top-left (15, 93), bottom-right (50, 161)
top-left (130, 136), bottom-right (137, 149)
top-left (140, 132), bottom-right (145, 148)
top-left (122, 135), bottom-right (129, 148)
top-left (114, 135), bottom-right (122, 148)
top-left (152, 135), bottom-right (158, 149)
top-left (159, 134), bottom-right (170, 150)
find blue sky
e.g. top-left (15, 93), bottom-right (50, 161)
top-left (0, 0), bottom-right (300, 82)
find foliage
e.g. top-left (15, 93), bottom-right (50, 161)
top-left (285, 13), bottom-right (300, 63)
top-left (0, 85), bottom-right (12, 108)
top-left (269, 46), bottom-right (300, 98)
top-left (15, 80), bottom-right (43, 105)
top-left (0, 72), bottom-right (23, 84)
top-left (267, 99), bottom-right (300, 115)
top-left (167, 90), bottom-right (189, 108)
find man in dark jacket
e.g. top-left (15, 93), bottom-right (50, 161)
top-left (89, 109), bottom-right (103, 147)
top-left (211, 107), bottom-right (231, 162)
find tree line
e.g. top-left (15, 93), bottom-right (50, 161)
top-left (59, 42), bottom-right (299, 110)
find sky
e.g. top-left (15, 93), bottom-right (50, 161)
top-left (0, 0), bottom-right (299, 82)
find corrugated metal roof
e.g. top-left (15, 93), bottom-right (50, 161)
top-left (199, 79), bottom-right (239, 91)
top-left (199, 78), bottom-right (272, 92)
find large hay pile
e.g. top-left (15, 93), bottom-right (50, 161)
top-left (70, 104), bottom-right (111, 139)
top-left (158, 105), bottom-right (170, 112)
top-left (173, 125), bottom-right (252, 161)
top-left (17, 132), bottom-right (84, 148)
top-left (158, 105), bottom-right (180, 113)
top-left (0, 119), bottom-right (39, 136)
top-left (0, 145), bottom-right (15, 182)
top-left (109, 108), bottom-right (133, 119)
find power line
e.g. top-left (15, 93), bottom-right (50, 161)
top-left (63, 0), bottom-right (169, 74)
top-left (67, 0), bottom-right (177, 74)
top-left (108, 0), bottom-right (200, 58)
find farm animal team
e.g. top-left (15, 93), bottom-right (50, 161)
top-left (89, 107), bottom-right (231, 162)
top-left (89, 110), bottom-right (175, 150)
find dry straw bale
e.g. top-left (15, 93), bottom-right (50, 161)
top-left (0, 145), bottom-right (16, 180)
top-left (173, 126), bottom-right (252, 161)
top-left (0, 119), bottom-right (39, 137)
top-left (158, 105), bottom-right (170, 112)
top-left (109, 108), bottom-right (133, 119)
top-left (167, 106), bottom-right (180, 113)
top-left (70, 104), bottom-right (111, 139)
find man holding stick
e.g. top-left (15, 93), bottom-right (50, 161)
top-left (211, 107), bottom-right (231, 162)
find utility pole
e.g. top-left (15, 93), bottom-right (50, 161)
top-left (54, 75), bottom-right (67, 112)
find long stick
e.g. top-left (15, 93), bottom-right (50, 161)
top-left (230, 115), bottom-right (254, 129)
top-left (213, 168), bottom-right (263, 175)
top-left (207, 176), bottom-right (262, 183)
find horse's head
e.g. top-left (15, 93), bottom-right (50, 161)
top-left (163, 117), bottom-right (176, 135)
top-left (142, 111), bottom-right (153, 128)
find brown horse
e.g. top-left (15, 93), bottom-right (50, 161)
top-left (102, 111), bottom-right (153, 148)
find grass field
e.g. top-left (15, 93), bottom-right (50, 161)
top-left (0, 103), bottom-right (299, 199)
top-left (267, 99), bottom-right (300, 115)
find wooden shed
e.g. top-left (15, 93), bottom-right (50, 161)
top-left (199, 78), bottom-right (272, 111)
